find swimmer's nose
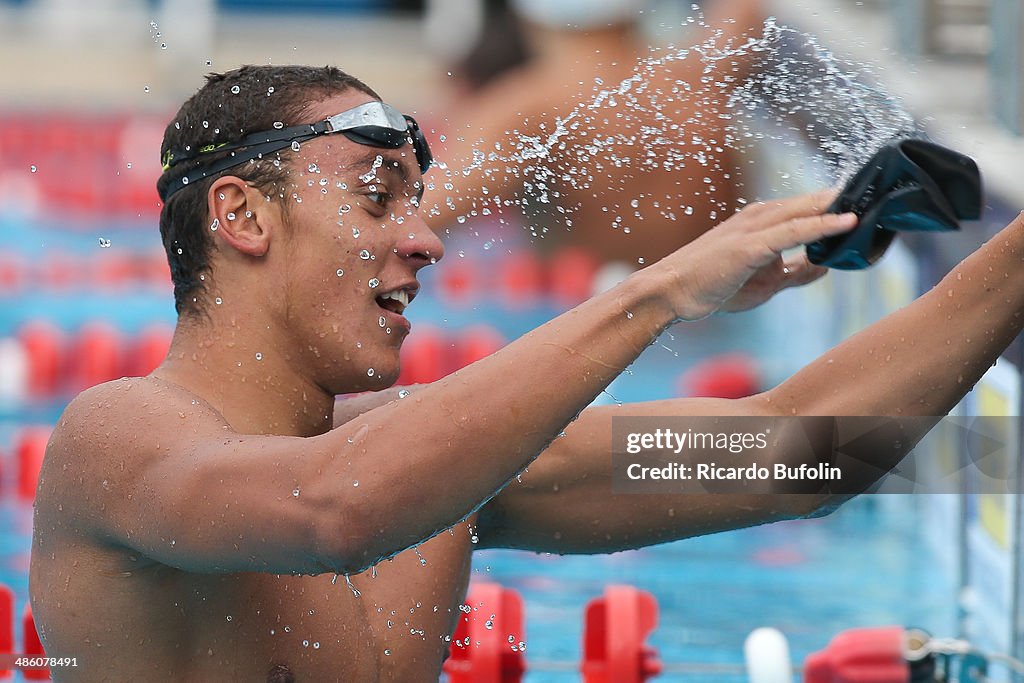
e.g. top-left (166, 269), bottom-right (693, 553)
top-left (398, 217), bottom-right (445, 269)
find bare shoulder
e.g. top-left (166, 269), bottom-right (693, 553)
top-left (37, 376), bottom-right (231, 542)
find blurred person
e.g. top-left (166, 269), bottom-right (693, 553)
top-left (28, 64), bottom-right (1024, 682)
top-left (425, 0), bottom-right (767, 272)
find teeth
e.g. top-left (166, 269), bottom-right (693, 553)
top-left (379, 289), bottom-right (410, 308)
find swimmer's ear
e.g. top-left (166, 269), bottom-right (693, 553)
top-left (207, 176), bottom-right (277, 258)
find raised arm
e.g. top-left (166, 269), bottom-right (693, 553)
top-left (477, 212), bottom-right (1024, 554)
top-left (48, 191), bottom-right (853, 575)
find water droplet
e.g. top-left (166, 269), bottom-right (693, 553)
top-left (267, 86), bottom-right (275, 95)
top-left (379, 316), bottom-right (386, 327)
top-left (352, 228), bottom-right (360, 238)
top-left (255, 353), bottom-right (263, 361)
top-left (307, 163), bottom-right (320, 173)
top-left (352, 480), bottom-right (359, 487)
top-left (215, 297), bottom-right (223, 305)
top-left (313, 642), bottom-right (320, 649)
top-left (368, 278), bottom-right (380, 289)
top-left (302, 640), bottom-right (309, 647)
top-left (226, 615), bottom-right (232, 621)
top-left (398, 389), bottom-right (410, 399)
top-left (367, 368), bottom-right (375, 377)
top-left (292, 487), bottom-right (300, 497)
top-left (98, 238), bottom-right (111, 248)
top-left (273, 121), bottom-right (284, 130)
top-left (181, 176), bottom-right (189, 185)
top-left (359, 249), bottom-right (371, 260)
top-left (227, 212), bottom-right (236, 221)
top-left (210, 218), bottom-right (219, 231)
top-left (339, 204), bottom-right (351, 215)
top-left (383, 649), bottom-right (392, 656)
top-left (29, 165), bottom-right (37, 173)
top-left (231, 85), bottom-right (240, 94)
top-left (143, 85), bottom-right (150, 93)
top-left (336, 269), bottom-right (345, 277)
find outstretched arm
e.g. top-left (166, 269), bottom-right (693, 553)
top-left (55, 192), bottom-right (851, 576)
top-left (477, 212), bottom-right (1024, 554)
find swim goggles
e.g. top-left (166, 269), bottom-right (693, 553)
top-left (158, 101), bottom-right (433, 202)
top-left (807, 138), bottom-right (982, 270)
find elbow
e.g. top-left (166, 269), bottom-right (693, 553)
top-left (311, 500), bottom-right (379, 576)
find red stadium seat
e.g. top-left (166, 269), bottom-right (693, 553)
top-left (20, 604), bottom-right (49, 681)
top-left (548, 246), bottom-right (598, 306)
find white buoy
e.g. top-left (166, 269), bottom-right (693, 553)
top-left (0, 337), bottom-right (28, 405)
top-left (745, 627), bottom-right (794, 683)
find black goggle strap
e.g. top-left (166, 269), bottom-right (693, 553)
top-left (160, 103), bottom-right (431, 201)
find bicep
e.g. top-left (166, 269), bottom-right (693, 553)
top-left (47, 382), bottom-right (340, 575)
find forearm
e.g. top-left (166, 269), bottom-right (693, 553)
top-left (318, 272), bottom-right (675, 570)
top-left (770, 214), bottom-right (1024, 417)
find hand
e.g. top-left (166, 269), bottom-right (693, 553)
top-left (652, 189), bottom-right (857, 321)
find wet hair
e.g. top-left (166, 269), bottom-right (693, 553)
top-left (157, 65), bottom-right (380, 318)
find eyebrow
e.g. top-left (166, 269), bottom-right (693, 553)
top-left (348, 152), bottom-right (423, 202)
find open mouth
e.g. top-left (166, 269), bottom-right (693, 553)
top-left (375, 288), bottom-right (414, 316)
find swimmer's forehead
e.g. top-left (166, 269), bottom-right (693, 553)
top-left (303, 91), bottom-right (422, 190)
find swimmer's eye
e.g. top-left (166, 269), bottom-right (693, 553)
top-left (364, 190), bottom-right (393, 208)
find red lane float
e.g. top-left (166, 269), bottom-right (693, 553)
top-left (499, 252), bottom-right (545, 307)
top-left (454, 325), bottom-right (505, 369)
top-left (678, 353), bottom-right (761, 399)
top-left (0, 585), bottom-right (12, 681)
top-left (127, 324), bottom-right (174, 378)
top-left (804, 626), bottom-right (909, 683)
top-left (549, 246), bottom-right (599, 306)
top-left (17, 427), bottom-right (51, 502)
top-left (70, 323), bottom-right (122, 393)
top-left (19, 323), bottom-right (63, 399)
top-left (398, 326), bottom-right (448, 385)
top-left (21, 604), bottom-right (49, 681)
top-left (444, 582), bottom-right (525, 683)
top-left (582, 585), bottom-right (662, 683)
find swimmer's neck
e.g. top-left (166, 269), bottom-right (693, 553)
top-left (153, 320), bottom-right (335, 438)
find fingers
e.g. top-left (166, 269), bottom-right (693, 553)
top-left (761, 211), bottom-right (857, 255)
top-left (779, 254), bottom-right (828, 289)
top-left (745, 188), bottom-right (841, 225)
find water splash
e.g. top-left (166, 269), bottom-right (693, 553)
top-left (428, 15), bottom-right (918, 238)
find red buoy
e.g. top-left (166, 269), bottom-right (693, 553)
top-left (126, 325), bottom-right (173, 377)
top-left (582, 585), bottom-right (662, 683)
top-left (499, 251), bottom-right (545, 307)
top-left (678, 353), bottom-right (761, 399)
top-left (21, 604), bottom-right (49, 681)
top-left (444, 582), bottom-right (525, 683)
top-left (399, 326), bottom-right (448, 385)
top-left (455, 326), bottom-right (505, 370)
top-left (16, 427), bottom-right (51, 502)
top-left (70, 323), bottom-right (122, 392)
top-left (549, 246), bottom-right (599, 306)
top-left (18, 323), bottom-right (63, 399)
top-left (0, 584), bottom-right (13, 681)
top-left (803, 626), bottom-right (909, 683)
